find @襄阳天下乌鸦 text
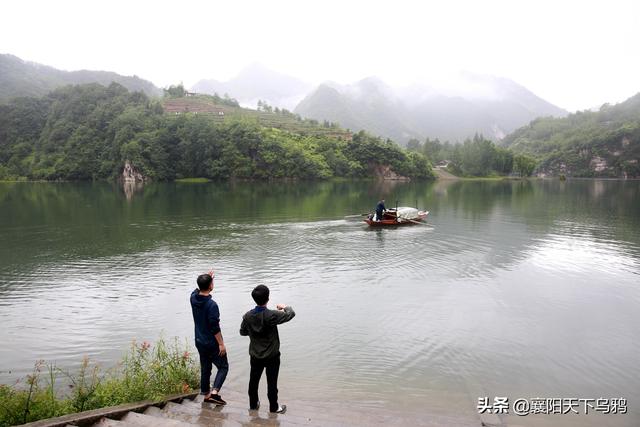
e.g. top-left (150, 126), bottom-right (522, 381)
top-left (477, 396), bottom-right (628, 416)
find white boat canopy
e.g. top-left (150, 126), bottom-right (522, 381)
top-left (394, 207), bottom-right (420, 220)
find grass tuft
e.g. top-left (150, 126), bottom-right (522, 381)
top-left (0, 337), bottom-right (198, 426)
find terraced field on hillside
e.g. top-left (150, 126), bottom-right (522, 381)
top-left (162, 96), bottom-right (352, 140)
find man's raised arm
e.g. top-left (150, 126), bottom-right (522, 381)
top-left (273, 304), bottom-right (295, 324)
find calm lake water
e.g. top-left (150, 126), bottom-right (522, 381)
top-left (1, 179), bottom-right (639, 426)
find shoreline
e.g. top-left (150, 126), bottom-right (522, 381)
top-left (2, 175), bottom-right (640, 184)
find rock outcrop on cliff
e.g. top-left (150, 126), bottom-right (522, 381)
top-left (122, 161), bottom-right (145, 182)
top-left (370, 163), bottom-right (410, 181)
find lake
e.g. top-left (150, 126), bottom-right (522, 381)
top-left (0, 179), bottom-right (639, 426)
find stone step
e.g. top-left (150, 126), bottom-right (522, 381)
top-left (92, 418), bottom-right (129, 427)
top-left (82, 392), bottom-right (482, 427)
top-left (179, 397), bottom-right (479, 427)
top-left (207, 389), bottom-right (480, 426)
top-left (200, 402), bottom-right (328, 424)
top-left (121, 411), bottom-right (194, 427)
top-left (167, 400), bottom-right (319, 426)
top-left (142, 405), bottom-right (165, 417)
top-left (163, 401), bottom-right (250, 426)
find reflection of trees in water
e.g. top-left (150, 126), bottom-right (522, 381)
top-left (1, 180), bottom-right (639, 279)
top-left (0, 182), bottom-right (18, 206)
top-left (366, 179), bottom-right (404, 199)
top-left (397, 179), bottom-right (640, 274)
top-left (426, 179), bottom-right (639, 228)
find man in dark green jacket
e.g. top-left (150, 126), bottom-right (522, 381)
top-left (240, 285), bottom-right (295, 414)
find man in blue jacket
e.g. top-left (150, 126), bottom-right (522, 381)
top-left (375, 199), bottom-right (386, 221)
top-left (190, 270), bottom-right (228, 405)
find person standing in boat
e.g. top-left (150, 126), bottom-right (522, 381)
top-left (190, 270), bottom-right (229, 405)
top-left (375, 199), bottom-right (386, 221)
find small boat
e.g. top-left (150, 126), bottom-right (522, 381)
top-left (364, 207), bottom-right (429, 227)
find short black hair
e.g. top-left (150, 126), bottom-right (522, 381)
top-left (197, 274), bottom-right (213, 291)
top-left (251, 285), bottom-right (269, 305)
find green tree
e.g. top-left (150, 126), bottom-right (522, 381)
top-left (164, 84), bottom-right (186, 98)
top-left (514, 154), bottom-right (537, 177)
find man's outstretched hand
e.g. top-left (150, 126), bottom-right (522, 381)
top-left (276, 304), bottom-right (287, 310)
top-left (218, 343), bottom-right (226, 356)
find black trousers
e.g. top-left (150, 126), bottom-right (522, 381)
top-left (248, 354), bottom-right (280, 412)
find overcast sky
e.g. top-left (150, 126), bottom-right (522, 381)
top-left (2, 0), bottom-right (639, 111)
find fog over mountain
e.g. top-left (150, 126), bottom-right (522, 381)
top-left (191, 63), bottom-right (312, 110)
top-left (295, 72), bottom-right (568, 143)
top-left (191, 63), bottom-right (567, 143)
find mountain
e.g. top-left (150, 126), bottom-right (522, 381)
top-left (501, 93), bottom-right (640, 177)
top-left (294, 78), bottom-right (420, 143)
top-left (191, 63), bottom-right (312, 110)
top-left (294, 73), bottom-right (567, 143)
top-left (0, 54), bottom-right (161, 102)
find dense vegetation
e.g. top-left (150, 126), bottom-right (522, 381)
top-left (0, 83), bottom-right (434, 181)
top-left (0, 54), bottom-right (161, 103)
top-left (0, 338), bottom-right (198, 426)
top-left (408, 134), bottom-right (537, 177)
top-left (502, 93), bottom-right (640, 177)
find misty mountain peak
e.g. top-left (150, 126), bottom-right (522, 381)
top-left (355, 76), bottom-right (388, 90)
top-left (295, 74), bottom-right (567, 143)
top-left (192, 63), bottom-right (312, 110)
top-left (235, 62), bottom-right (301, 86)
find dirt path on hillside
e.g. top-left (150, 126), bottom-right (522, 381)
top-left (434, 166), bottom-right (460, 180)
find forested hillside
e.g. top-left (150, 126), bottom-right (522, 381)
top-left (0, 83), bottom-right (433, 181)
top-left (502, 93), bottom-right (640, 177)
top-left (0, 54), bottom-right (161, 102)
top-left (408, 134), bottom-right (537, 177)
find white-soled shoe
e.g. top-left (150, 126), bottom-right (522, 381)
top-left (271, 404), bottom-right (286, 414)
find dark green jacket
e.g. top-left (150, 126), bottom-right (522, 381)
top-left (240, 306), bottom-right (295, 359)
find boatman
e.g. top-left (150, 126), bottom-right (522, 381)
top-left (375, 199), bottom-right (386, 221)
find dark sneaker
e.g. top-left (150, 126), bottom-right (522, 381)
top-left (250, 401), bottom-right (260, 410)
top-left (271, 404), bottom-right (286, 414)
top-left (205, 394), bottom-right (227, 405)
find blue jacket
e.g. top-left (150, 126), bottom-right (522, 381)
top-left (190, 289), bottom-right (221, 347)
